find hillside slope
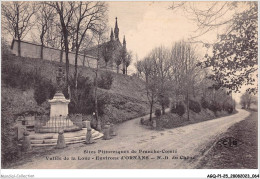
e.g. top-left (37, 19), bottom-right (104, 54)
top-left (2, 54), bottom-right (150, 124)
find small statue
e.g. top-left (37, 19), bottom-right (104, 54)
top-left (56, 65), bottom-right (65, 92)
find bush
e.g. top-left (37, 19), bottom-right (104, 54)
top-left (208, 101), bottom-right (222, 113)
top-left (171, 102), bottom-right (185, 117)
top-left (155, 109), bottom-right (161, 117)
top-left (34, 80), bottom-right (56, 105)
top-left (189, 100), bottom-right (201, 113)
top-left (97, 71), bottom-right (113, 90)
top-left (223, 103), bottom-right (234, 114)
top-left (201, 97), bottom-right (209, 109)
top-left (68, 74), bottom-right (110, 116)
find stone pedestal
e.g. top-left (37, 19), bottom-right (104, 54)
top-left (85, 128), bottom-right (95, 144)
top-left (103, 123), bottom-right (112, 140)
top-left (21, 131), bottom-right (31, 152)
top-left (49, 92), bottom-right (70, 117)
top-left (109, 123), bottom-right (117, 136)
top-left (46, 92), bottom-right (74, 128)
top-left (56, 130), bottom-right (66, 149)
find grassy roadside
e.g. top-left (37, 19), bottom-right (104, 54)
top-left (196, 109), bottom-right (258, 169)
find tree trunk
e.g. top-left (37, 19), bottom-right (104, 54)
top-left (149, 95), bottom-right (154, 121)
top-left (60, 49), bottom-right (63, 63)
top-left (95, 58), bottom-right (101, 131)
top-left (162, 104), bottom-right (165, 115)
top-left (117, 65), bottom-right (119, 73)
top-left (18, 39), bottom-right (21, 57)
top-left (123, 63), bottom-right (125, 74)
top-left (126, 66), bottom-right (128, 75)
top-left (64, 39), bottom-right (69, 92)
top-left (187, 90), bottom-right (190, 121)
top-left (74, 49), bottom-right (79, 89)
top-left (83, 54), bottom-right (85, 67)
top-left (40, 45), bottom-right (44, 59)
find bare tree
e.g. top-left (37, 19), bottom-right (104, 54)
top-left (115, 50), bottom-right (122, 74)
top-left (92, 25), bottom-right (107, 131)
top-left (71, 2), bottom-right (108, 89)
top-left (47, 2), bottom-right (76, 92)
top-left (169, 2), bottom-right (253, 45)
top-left (137, 57), bottom-right (159, 121)
top-left (134, 60), bottom-right (143, 78)
top-left (125, 51), bottom-right (133, 75)
top-left (36, 2), bottom-right (55, 59)
top-left (149, 46), bottom-right (172, 114)
top-left (169, 41), bottom-right (202, 120)
top-left (2, 2), bottom-right (37, 56)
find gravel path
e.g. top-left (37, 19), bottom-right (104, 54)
top-left (14, 109), bottom-right (250, 169)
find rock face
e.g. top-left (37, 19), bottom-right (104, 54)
top-left (56, 130), bottom-right (66, 149)
top-left (21, 131), bottom-right (31, 152)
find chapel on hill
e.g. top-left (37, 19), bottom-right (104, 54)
top-left (10, 17), bottom-right (127, 73)
top-left (85, 17), bottom-right (127, 73)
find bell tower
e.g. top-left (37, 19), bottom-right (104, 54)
top-left (114, 17), bottom-right (119, 40)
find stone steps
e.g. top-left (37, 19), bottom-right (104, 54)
top-left (19, 128), bottom-right (103, 147)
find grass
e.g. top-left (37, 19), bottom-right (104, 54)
top-left (196, 109), bottom-right (258, 169)
top-left (142, 108), bottom-right (235, 130)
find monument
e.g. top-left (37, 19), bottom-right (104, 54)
top-left (49, 65), bottom-right (70, 117)
top-left (40, 66), bottom-right (77, 133)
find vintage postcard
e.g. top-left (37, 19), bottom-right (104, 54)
top-left (1, 1), bottom-right (259, 178)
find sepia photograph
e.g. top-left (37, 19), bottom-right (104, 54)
top-left (0, 0), bottom-right (258, 177)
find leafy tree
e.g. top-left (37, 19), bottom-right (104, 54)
top-left (201, 3), bottom-right (258, 93)
top-left (240, 91), bottom-right (257, 109)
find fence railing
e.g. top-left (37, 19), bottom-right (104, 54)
top-left (35, 114), bottom-right (83, 133)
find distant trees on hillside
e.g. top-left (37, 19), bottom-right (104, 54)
top-left (240, 91), bottom-right (257, 109)
top-left (136, 40), bottom-right (235, 120)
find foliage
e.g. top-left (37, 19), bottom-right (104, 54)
top-left (171, 102), bottom-right (185, 117)
top-left (223, 103), bottom-right (234, 114)
top-left (155, 109), bottom-right (161, 117)
top-left (34, 80), bottom-right (56, 105)
top-left (189, 99), bottom-right (201, 113)
top-left (201, 97), bottom-right (209, 109)
top-left (240, 91), bottom-right (257, 109)
top-left (68, 74), bottom-right (110, 116)
top-left (2, 64), bottom-right (40, 90)
top-left (1, 111), bottom-right (19, 167)
top-left (201, 3), bottom-right (258, 93)
top-left (208, 101), bottom-right (222, 113)
top-left (97, 71), bottom-right (113, 90)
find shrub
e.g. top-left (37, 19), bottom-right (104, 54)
top-left (208, 101), bottom-right (222, 113)
top-left (201, 97), bottom-right (209, 109)
top-left (189, 100), bottom-right (201, 113)
top-left (140, 118), bottom-right (144, 125)
top-left (34, 80), bottom-right (56, 105)
top-left (155, 109), bottom-right (161, 117)
top-left (171, 102), bottom-right (185, 117)
top-left (97, 71), bottom-right (113, 90)
top-left (68, 74), bottom-right (110, 116)
top-left (223, 103), bottom-right (234, 114)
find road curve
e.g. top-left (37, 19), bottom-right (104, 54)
top-left (15, 109), bottom-right (250, 169)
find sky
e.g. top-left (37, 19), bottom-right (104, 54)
top-left (105, 2), bottom-right (255, 103)
top-left (107, 2), bottom-right (195, 60)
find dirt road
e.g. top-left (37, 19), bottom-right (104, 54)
top-left (14, 109), bottom-right (250, 169)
